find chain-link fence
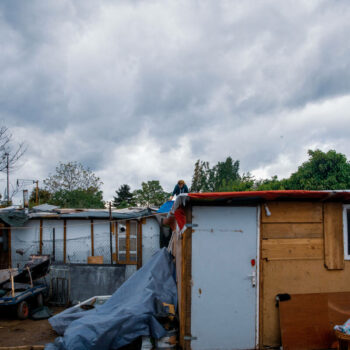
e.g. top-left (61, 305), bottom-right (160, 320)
top-left (11, 219), bottom-right (118, 268)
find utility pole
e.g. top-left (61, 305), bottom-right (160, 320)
top-left (5, 152), bottom-right (9, 205)
top-left (35, 180), bottom-right (39, 205)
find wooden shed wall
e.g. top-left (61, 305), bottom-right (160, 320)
top-left (261, 201), bottom-right (349, 347)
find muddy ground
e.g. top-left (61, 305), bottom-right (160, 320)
top-left (0, 307), bottom-right (64, 347)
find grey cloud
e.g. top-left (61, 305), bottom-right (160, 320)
top-left (2, 0), bottom-right (350, 201)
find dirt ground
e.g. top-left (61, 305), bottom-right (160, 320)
top-left (0, 307), bottom-right (64, 348)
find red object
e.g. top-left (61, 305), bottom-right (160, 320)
top-left (174, 207), bottom-right (186, 231)
top-left (188, 190), bottom-right (350, 201)
top-left (251, 259), bottom-right (256, 267)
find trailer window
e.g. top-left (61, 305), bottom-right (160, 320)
top-left (343, 206), bottom-right (350, 260)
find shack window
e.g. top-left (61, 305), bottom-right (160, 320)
top-left (343, 206), bottom-right (350, 260)
top-left (116, 220), bottom-right (138, 265)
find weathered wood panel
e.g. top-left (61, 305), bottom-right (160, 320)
top-left (87, 255), bottom-right (103, 264)
top-left (279, 292), bottom-right (350, 350)
top-left (262, 223), bottom-right (323, 239)
top-left (262, 260), bottom-right (350, 347)
top-left (324, 202), bottom-right (344, 270)
top-left (262, 238), bottom-right (323, 260)
top-left (180, 205), bottom-right (192, 350)
top-left (262, 202), bottom-right (323, 223)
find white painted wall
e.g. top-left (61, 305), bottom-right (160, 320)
top-left (11, 216), bottom-right (160, 269)
top-left (42, 220), bottom-right (64, 263)
top-left (92, 220), bottom-right (114, 263)
top-left (11, 220), bottom-right (40, 269)
top-left (142, 217), bottom-right (160, 265)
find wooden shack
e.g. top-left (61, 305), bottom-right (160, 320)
top-left (170, 190), bottom-right (350, 350)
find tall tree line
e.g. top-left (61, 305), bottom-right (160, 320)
top-left (191, 149), bottom-right (350, 192)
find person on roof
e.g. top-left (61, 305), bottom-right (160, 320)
top-left (170, 180), bottom-right (189, 200)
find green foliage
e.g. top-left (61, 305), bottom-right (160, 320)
top-left (191, 157), bottom-right (243, 192)
top-left (113, 184), bottom-right (135, 208)
top-left (50, 189), bottom-right (105, 209)
top-left (133, 180), bottom-right (170, 207)
top-left (286, 149), bottom-right (350, 190)
top-left (212, 157), bottom-right (240, 191)
top-left (191, 160), bottom-right (211, 192)
top-left (43, 161), bottom-right (104, 208)
top-left (255, 176), bottom-right (287, 191)
top-left (29, 188), bottom-right (52, 207)
top-left (191, 149), bottom-right (350, 193)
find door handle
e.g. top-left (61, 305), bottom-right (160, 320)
top-left (247, 271), bottom-right (256, 287)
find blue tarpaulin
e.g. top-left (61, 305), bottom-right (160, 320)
top-left (157, 201), bottom-right (174, 214)
top-left (46, 248), bottom-right (177, 350)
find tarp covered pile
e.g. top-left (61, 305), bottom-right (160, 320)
top-left (45, 248), bottom-right (177, 350)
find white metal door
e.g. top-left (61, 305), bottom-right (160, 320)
top-left (191, 206), bottom-right (258, 350)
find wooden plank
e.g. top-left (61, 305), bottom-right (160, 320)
top-left (126, 221), bottom-right (130, 263)
top-left (279, 292), bottom-right (350, 350)
top-left (262, 238), bottom-right (323, 260)
top-left (137, 220), bottom-right (143, 270)
top-left (90, 219), bottom-right (94, 256)
top-left (262, 202), bottom-right (323, 223)
top-left (63, 219), bottom-right (67, 264)
top-left (0, 346), bottom-right (45, 349)
top-left (87, 256), bottom-right (103, 264)
top-left (8, 226), bottom-right (11, 268)
top-left (39, 219), bottom-right (43, 254)
top-left (115, 222), bottom-right (118, 264)
top-left (262, 223), bottom-right (323, 239)
top-left (324, 202), bottom-right (344, 270)
top-left (181, 205), bottom-right (192, 350)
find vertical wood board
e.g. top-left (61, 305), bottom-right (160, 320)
top-left (8, 227), bottom-right (11, 268)
top-left (126, 221), bottom-right (130, 262)
top-left (90, 219), bottom-right (94, 256)
top-left (137, 221), bottom-right (142, 269)
top-left (180, 205), bottom-right (192, 350)
top-left (63, 220), bottom-right (67, 264)
top-left (324, 202), bottom-right (344, 270)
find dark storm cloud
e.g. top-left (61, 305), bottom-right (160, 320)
top-left (1, 0), bottom-right (350, 201)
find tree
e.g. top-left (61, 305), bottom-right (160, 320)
top-left (191, 160), bottom-right (211, 192)
top-left (0, 126), bottom-right (26, 172)
top-left (29, 188), bottom-right (52, 207)
top-left (213, 157), bottom-right (240, 191)
top-left (113, 184), bottom-right (135, 208)
top-left (190, 157), bottom-right (241, 192)
top-left (255, 176), bottom-right (287, 191)
top-left (50, 189), bottom-right (105, 209)
top-left (43, 161), bottom-right (102, 193)
top-left (43, 162), bottom-right (104, 208)
top-left (286, 149), bottom-right (350, 190)
top-left (133, 181), bottom-right (169, 207)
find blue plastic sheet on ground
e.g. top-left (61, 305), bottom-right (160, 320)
top-left (46, 248), bottom-right (177, 350)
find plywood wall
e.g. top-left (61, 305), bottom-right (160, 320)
top-left (261, 201), bottom-right (350, 347)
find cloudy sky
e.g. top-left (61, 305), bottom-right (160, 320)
top-left (1, 0), bottom-right (350, 203)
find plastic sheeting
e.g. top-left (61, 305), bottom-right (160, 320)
top-left (0, 209), bottom-right (28, 226)
top-left (46, 248), bottom-right (177, 350)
